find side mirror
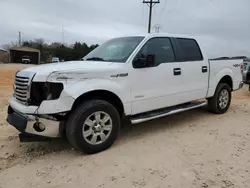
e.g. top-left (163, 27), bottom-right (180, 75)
top-left (133, 54), bottom-right (155, 68)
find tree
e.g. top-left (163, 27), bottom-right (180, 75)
top-left (3, 38), bottom-right (99, 63)
top-left (34, 38), bottom-right (45, 47)
top-left (22, 41), bottom-right (32, 47)
top-left (2, 41), bottom-right (18, 51)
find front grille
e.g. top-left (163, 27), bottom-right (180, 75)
top-left (13, 71), bottom-right (35, 105)
top-left (14, 76), bottom-right (29, 103)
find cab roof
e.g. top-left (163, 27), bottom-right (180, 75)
top-left (126, 33), bottom-right (198, 40)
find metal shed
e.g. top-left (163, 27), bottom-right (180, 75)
top-left (0, 49), bottom-right (9, 63)
top-left (10, 46), bottom-right (40, 64)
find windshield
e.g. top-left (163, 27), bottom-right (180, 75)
top-left (83, 36), bottom-right (144, 63)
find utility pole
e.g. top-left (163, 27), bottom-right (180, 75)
top-left (18, 31), bottom-right (21, 46)
top-left (143, 0), bottom-right (160, 33)
top-left (62, 24), bottom-right (65, 45)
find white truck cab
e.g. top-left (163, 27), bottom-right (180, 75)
top-left (7, 33), bottom-right (243, 154)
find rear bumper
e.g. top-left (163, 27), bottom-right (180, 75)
top-left (239, 81), bottom-right (244, 89)
top-left (6, 106), bottom-right (62, 138)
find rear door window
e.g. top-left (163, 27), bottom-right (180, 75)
top-left (175, 38), bottom-right (203, 61)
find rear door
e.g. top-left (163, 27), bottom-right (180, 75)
top-left (173, 38), bottom-right (209, 101)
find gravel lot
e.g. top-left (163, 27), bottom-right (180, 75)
top-left (0, 64), bottom-right (250, 188)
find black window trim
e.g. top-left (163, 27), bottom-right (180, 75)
top-left (132, 37), bottom-right (177, 68)
top-left (174, 37), bottom-right (204, 62)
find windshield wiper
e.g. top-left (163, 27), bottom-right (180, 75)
top-left (86, 57), bottom-right (105, 61)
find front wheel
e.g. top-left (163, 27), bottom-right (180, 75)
top-left (66, 100), bottom-right (120, 154)
top-left (207, 83), bottom-right (232, 114)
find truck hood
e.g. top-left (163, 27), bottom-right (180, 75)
top-left (22, 61), bottom-right (114, 74)
top-left (20, 61), bottom-right (116, 82)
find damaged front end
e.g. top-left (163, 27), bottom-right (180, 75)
top-left (7, 71), bottom-right (74, 141)
top-left (30, 82), bottom-right (64, 106)
top-left (7, 105), bottom-right (65, 141)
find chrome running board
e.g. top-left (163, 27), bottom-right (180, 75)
top-left (130, 101), bottom-right (207, 124)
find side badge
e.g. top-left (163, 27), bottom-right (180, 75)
top-left (233, 64), bottom-right (240, 67)
top-left (111, 73), bottom-right (128, 78)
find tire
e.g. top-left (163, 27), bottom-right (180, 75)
top-left (66, 99), bottom-right (120, 154)
top-left (207, 83), bottom-right (232, 114)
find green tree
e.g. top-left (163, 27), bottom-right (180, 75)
top-left (4, 38), bottom-right (99, 63)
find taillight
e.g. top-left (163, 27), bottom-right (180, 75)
top-left (240, 64), bottom-right (243, 74)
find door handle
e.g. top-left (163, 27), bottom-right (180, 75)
top-left (202, 66), bottom-right (208, 73)
top-left (173, 68), bottom-right (181, 76)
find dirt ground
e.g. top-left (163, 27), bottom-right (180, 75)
top-left (0, 64), bottom-right (250, 188)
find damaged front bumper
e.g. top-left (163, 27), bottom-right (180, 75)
top-left (6, 89), bottom-right (74, 141)
top-left (7, 105), bottom-right (63, 139)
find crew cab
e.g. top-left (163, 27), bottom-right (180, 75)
top-left (7, 34), bottom-right (243, 154)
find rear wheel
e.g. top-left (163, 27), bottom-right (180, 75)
top-left (66, 100), bottom-right (120, 154)
top-left (208, 83), bottom-right (232, 114)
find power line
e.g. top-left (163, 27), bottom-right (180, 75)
top-left (153, 0), bottom-right (167, 33)
top-left (158, 0), bottom-right (168, 23)
top-left (141, 3), bottom-right (146, 28)
top-left (143, 0), bottom-right (160, 33)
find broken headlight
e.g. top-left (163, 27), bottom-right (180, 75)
top-left (30, 82), bottom-right (63, 105)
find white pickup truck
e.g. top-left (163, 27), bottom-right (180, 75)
top-left (7, 34), bottom-right (243, 154)
top-left (21, 56), bottom-right (31, 64)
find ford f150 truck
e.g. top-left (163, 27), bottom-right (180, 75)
top-left (7, 34), bottom-right (243, 154)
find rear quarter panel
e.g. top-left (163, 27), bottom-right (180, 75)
top-left (207, 59), bottom-right (243, 97)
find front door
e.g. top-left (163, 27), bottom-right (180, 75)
top-left (129, 37), bottom-right (185, 115)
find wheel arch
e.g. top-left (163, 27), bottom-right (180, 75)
top-left (218, 75), bottom-right (233, 90)
top-left (207, 68), bottom-right (234, 98)
top-left (71, 90), bottom-right (125, 117)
